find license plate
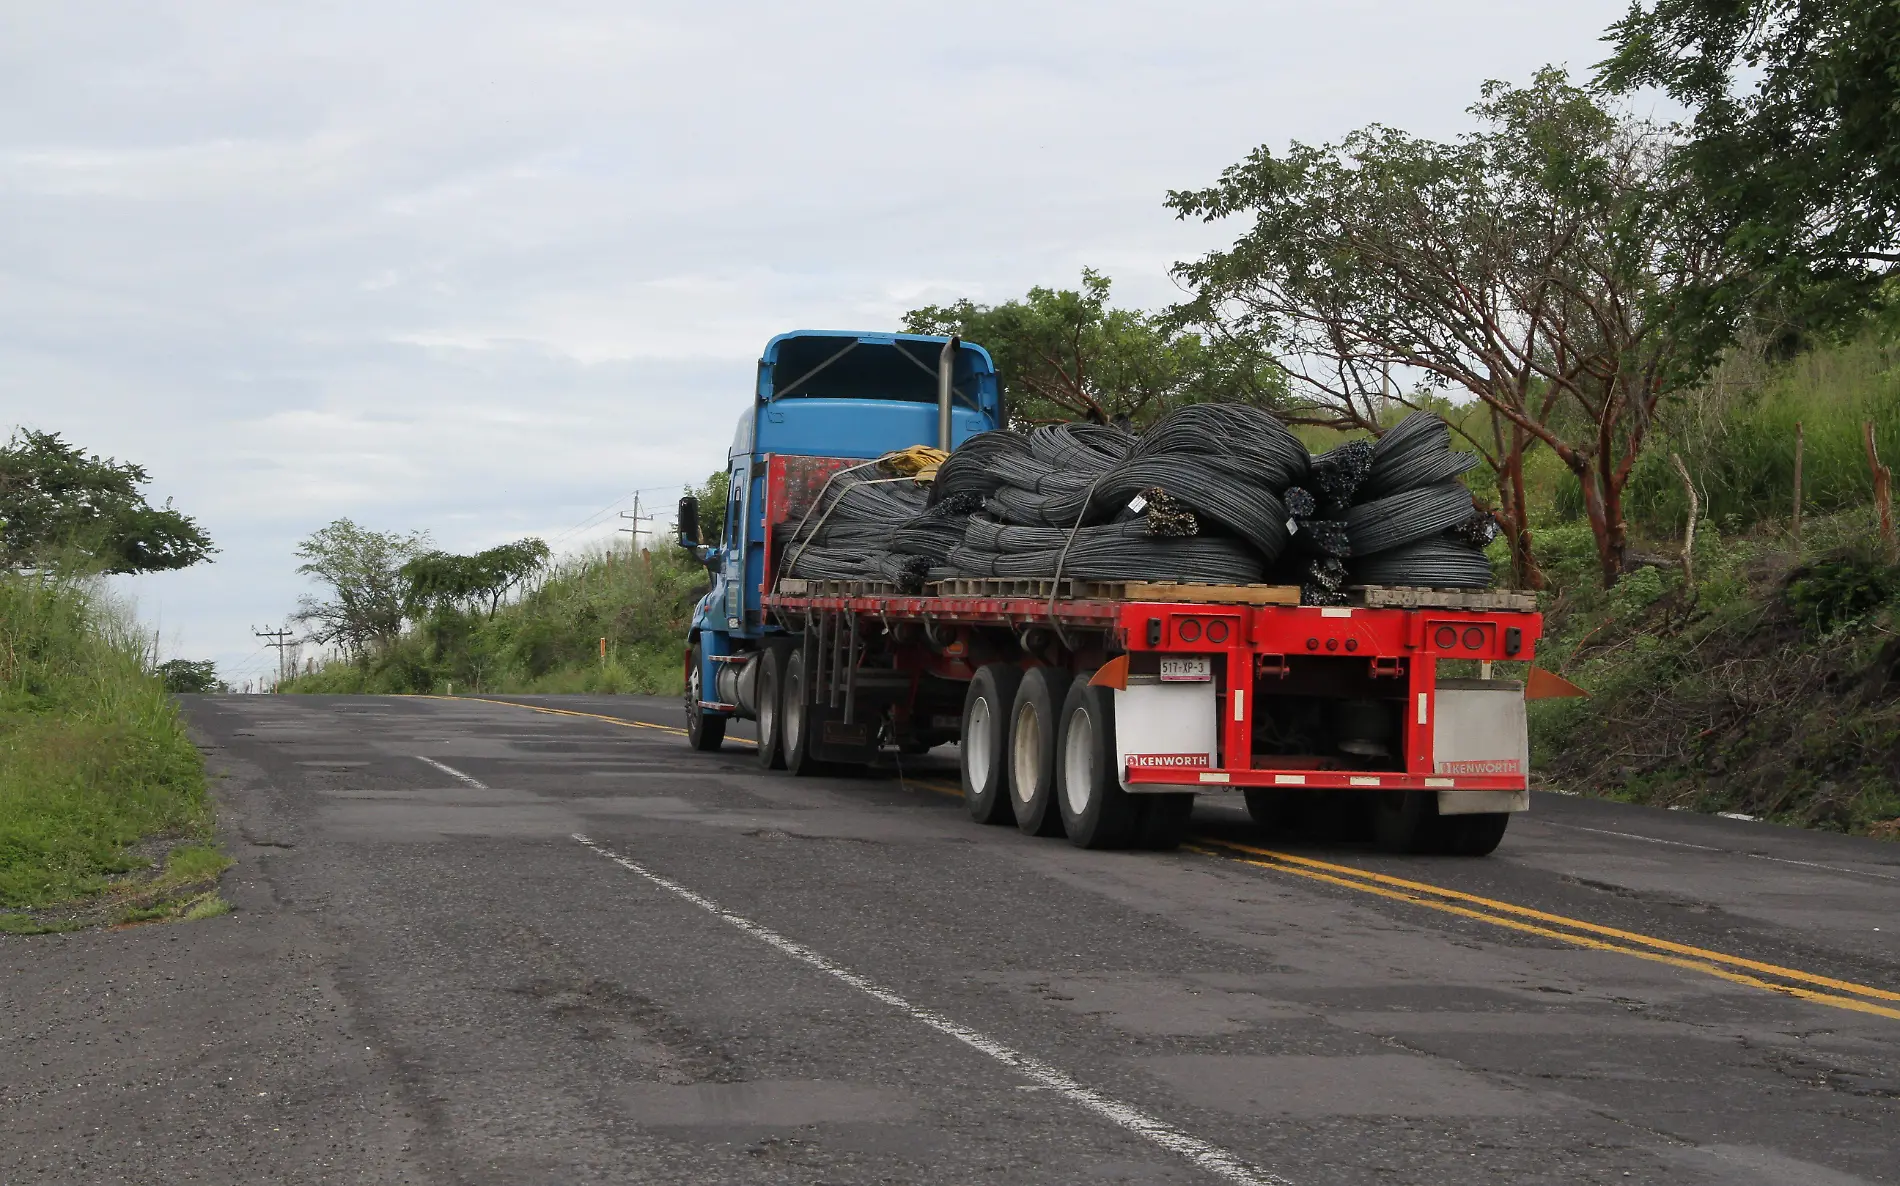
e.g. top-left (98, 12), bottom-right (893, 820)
top-left (1159, 655), bottom-right (1211, 682)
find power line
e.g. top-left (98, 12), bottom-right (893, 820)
top-left (252, 625), bottom-right (297, 691)
top-left (549, 483), bottom-right (686, 547)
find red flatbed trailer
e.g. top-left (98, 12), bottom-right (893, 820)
top-left (727, 453), bottom-right (1546, 854)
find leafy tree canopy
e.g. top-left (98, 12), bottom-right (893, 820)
top-left (1168, 68), bottom-right (1740, 587)
top-left (903, 269), bottom-right (1281, 426)
top-left (1601, 0), bottom-right (1900, 338)
top-left (402, 538), bottom-right (551, 617)
top-left (158, 658), bottom-right (225, 694)
top-left (684, 472), bottom-right (730, 544)
top-left (0, 429), bottom-right (214, 573)
top-left (294, 519), bottom-right (428, 659)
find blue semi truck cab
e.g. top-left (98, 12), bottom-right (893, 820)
top-left (677, 330), bottom-right (1002, 749)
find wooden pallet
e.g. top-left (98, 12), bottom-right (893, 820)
top-left (926, 577), bottom-right (1301, 606)
top-left (1091, 581), bottom-right (1301, 606)
top-left (1354, 585), bottom-right (1538, 612)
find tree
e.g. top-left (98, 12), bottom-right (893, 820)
top-left (294, 519), bottom-right (428, 659)
top-left (0, 429), bottom-right (214, 573)
top-left (1601, 0), bottom-right (1900, 346)
top-left (158, 658), bottom-right (225, 694)
top-left (1169, 70), bottom-right (1736, 587)
top-left (402, 538), bottom-right (550, 617)
top-left (903, 269), bottom-right (1280, 427)
top-left (685, 471), bottom-right (729, 544)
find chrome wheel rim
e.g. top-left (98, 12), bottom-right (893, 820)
top-left (1062, 706), bottom-right (1093, 816)
top-left (1012, 702), bottom-right (1040, 804)
top-left (784, 657), bottom-right (804, 750)
top-left (967, 698), bottom-right (993, 790)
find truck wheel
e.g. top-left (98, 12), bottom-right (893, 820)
top-left (1056, 680), bottom-right (1142, 849)
top-left (782, 647), bottom-right (824, 777)
top-left (1007, 666), bottom-right (1071, 837)
top-left (1372, 790), bottom-right (1443, 854)
top-left (1441, 811), bottom-right (1510, 856)
top-left (1134, 793), bottom-right (1195, 850)
top-left (755, 644), bottom-right (790, 771)
top-left (685, 643), bottom-right (725, 751)
top-left (961, 664), bottom-right (1023, 825)
top-left (1243, 789), bottom-right (1306, 837)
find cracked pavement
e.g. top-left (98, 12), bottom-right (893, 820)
top-left (6, 693), bottom-right (1899, 1185)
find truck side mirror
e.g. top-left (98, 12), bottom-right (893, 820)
top-left (677, 496), bottom-right (700, 548)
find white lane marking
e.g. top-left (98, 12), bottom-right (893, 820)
top-left (416, 756), bottom-right (487, 789)
top-left (571, 834), bottom-right (1289, 1186)
top-left (1544, 822), bottom-right (1899, 882)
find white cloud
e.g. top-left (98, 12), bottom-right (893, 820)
top-left (0, 0), bottom-right (1629, 676)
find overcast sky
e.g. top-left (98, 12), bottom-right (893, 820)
top-left (1, 1), bottom-right (1629, 686)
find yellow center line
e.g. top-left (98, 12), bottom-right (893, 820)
top-left (912, 779), bottom-right (965, 800)
top-left (418, 694), bottom-right (1895, 1020)
top-left (1196, 837), bottom-right (1900, 1006)
top-left (420, 694), bottom-right (758, 745)
top-left (1185, 845), bottom-right (1900, 1022)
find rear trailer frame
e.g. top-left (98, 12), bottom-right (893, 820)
top-left (758, 587), bottom-right (1542, 802)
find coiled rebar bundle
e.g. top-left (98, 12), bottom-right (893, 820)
top-left (1349, 537), bottom-right (1494, 589)
top-left (1344, 481), bottom-right (1474, 557)
top-left (946, 535), bottom-right (1266, 583)
top-left (1359, 410), bottom-right (1480, 501)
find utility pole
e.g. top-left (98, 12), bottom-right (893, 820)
top-left (253, 625), bottom-right (296, 691)
top-left (618, 493), bottom-right (654, 557)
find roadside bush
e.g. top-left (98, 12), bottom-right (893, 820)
top-left (0, 572), bottom-right (209, 906)
top-left (286, 544), bottom-right (705, 697)
top-left (1784, 552), bottom-right (1897, 635)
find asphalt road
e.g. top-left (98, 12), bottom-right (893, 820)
top-left (8, 692), bottom-right (1900, 1185)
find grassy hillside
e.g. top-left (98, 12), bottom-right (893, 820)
top-left (1516, 331), bottom-right (1900, 836)
top-left (286, 544), bottom-right (704, 696)
top-left (1526, 511), bottom-right (1900, 835)
top-left (0, 572), bottom-right (225, 932)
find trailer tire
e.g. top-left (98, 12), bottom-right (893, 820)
top-left (782, 647), bottom-right (825, 777)
top-left (1243, 789), bottom-right (1308, 836)
top-left (1134, 793), bottom-right (1195, 850)
top-left (1056, 680), bottom-right (1142, 849)
top-left (961, 664), bottom-right (1022, 826)
top-left (1372, 790), bottom-right (1442, 854)
top-left (755, 643), bottom-right (791, 770)
top-left (685, 642), bottom-right (726, 752)
top-left (1441, 811), bottom-right (1510, 856)
top-left (1008, 666), bottom-right (1071, 837)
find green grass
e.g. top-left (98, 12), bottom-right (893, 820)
top-left (0, 571), bottom-right (216, 912)
top-left (286, 544), bottom-right (701, 696)
top-left (1526, 511), bottom-right (1900, 835)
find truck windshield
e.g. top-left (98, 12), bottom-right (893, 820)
top-left (768, 336), bottom-right (980, 407)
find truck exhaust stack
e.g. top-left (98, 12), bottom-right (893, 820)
top-left (938, 334), bottom-right (960, 451)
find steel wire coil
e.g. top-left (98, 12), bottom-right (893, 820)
top-left (946, 535), bottom-right (1265, 583)
top-left (1086, 455), bottom-right (1291, 560)
top-left (889, 515), bottom-right (969, 558)
top-left (1348, 537), bottom-right (1494, 588)
top-left (963, 516), bottom-right (1151, 553)
top-left (1359, 412), bottom-right (1479, 500)
top-left (1345, 482), bottom-right (1474, 557)
top-left (784, 545), bottom-right (931, 590)
top-left (1027, 422), bottom-right (1134, 470)
top-left (1129, 404), bottom-right (1310, 489)
top-left (926, 431), bottom-right (1035, 505)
